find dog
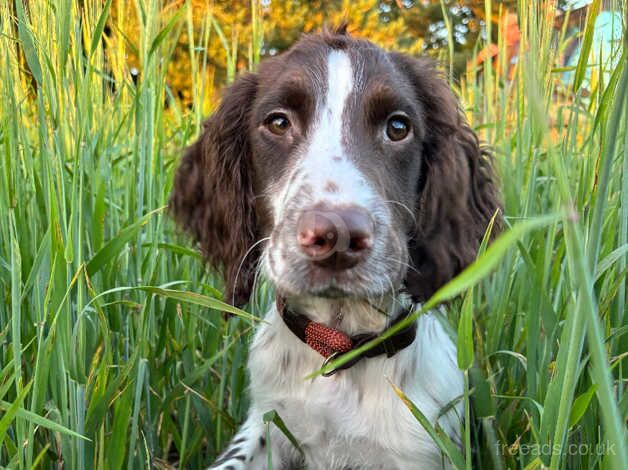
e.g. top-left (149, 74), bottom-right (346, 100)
top-left (170, 25), bottom-right (499, 470)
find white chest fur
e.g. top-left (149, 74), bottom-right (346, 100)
top-left (246, 307), bottom-right (464, 470)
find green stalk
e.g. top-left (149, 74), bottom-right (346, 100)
top-left (463, 370), bottom-right (472, 470)
top-left (587, 52), bottom-right (628, 271)
top-left (547, 59), bottom-right (628, 470)
top-left (9, 213), bottom-right (24, 468)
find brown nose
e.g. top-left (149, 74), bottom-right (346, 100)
top-left (297, 206), bottom-right (373, 270)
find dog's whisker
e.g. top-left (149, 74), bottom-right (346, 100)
top-left (382, 199), bottom-right (417, 226)
top-left (389, 257), bottom-right (421, 275)
top-left (382, 274), bottom-right (398, 314)
top-left (250, 256), bottom-right (266, 313)
top-left (232, 237), bottom-right (271, 305)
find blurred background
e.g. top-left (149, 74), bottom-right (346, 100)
top-left (75, 0), bottom-right (623, 109)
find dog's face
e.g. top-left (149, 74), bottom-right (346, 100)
top-left (252, 43), bottom-right (426, 298)
top-left (170, 28), bottom-right (499, 306)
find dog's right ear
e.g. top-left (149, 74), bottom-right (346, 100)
top-left (169, 73), bottom-right (259, 307)
top-left (389, 54), bottom-right (500, 302)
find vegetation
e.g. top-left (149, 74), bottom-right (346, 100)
top-left (0, 0), bottom-right (626, 469)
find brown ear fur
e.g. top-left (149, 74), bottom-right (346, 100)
top-left (391, 54), bottom-right (501, 301)
top-left (169, 73), bottom-right (259, 307)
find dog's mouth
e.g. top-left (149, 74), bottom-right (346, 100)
top-left (268, 257), bottom-right (405, 301)
top-left (265, 247), bottom-right (408, 302)
top-left (307, 285), bottom-right (357, 298)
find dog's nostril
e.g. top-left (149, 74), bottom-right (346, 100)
top-left (297, 219), bottom-right (337, 258)
top-left (296, 206), bottom-right (373, 268)
top-left (349, 234), bottom-right (371, 251)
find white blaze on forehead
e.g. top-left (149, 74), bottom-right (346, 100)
top-left (306, 50), bottom-right (353, 162)
top-left (301, 50), bottom-right (373, 204)
top-left (323, 50), bottom-right (354, 146)
top-left (271, 49), bottom-right (375, 221)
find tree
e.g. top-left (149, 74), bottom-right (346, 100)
top-left (112, 0), bottom-right (522, 109)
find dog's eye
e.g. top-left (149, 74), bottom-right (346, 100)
top-left (265, 113), bottom-right (291, 136)
top-left (386, 115), bottom-right (411, 141)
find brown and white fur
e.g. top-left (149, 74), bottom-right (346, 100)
top-left (170, 26), bottom-right (499, 470)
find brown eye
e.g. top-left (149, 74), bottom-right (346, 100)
top-left (266, 113), bottom-right (291, 136)
top-left (386, 115), bottom-right (410, 141)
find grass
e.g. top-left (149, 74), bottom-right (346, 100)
top-left (0, 0), bottom-right (626, 468)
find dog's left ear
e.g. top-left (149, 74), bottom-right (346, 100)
top-left (390, 53), bottom-right (501, 301)
top-left (169, 73), bottom-right (260, 307)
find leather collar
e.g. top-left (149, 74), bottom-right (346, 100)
top-left (276, 297), bottom-right (417, 375)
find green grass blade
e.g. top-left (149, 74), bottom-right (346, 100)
top-left (573, 0), bottom-right (602, 92)
top-left (85, 207), bottom-right (163, 276)
top-left (390, 380), bottom-right (465, 469)
top-left (0, 399), bottom-right (91, 442)
top-left (14, 0), bottom-right (42, 85)
top-left (89, 0), bottom-right (113, 57)
top-left (263, 410), bottom-right (305, 458)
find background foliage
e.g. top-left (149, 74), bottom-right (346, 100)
top-left (0, 0), bottom-right (626, 469)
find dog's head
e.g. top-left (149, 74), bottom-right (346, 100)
top-left (170, 27), bottom-right (500, 307)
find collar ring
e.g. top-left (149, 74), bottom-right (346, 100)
top-left (321, 352), bottom-right (341, 377)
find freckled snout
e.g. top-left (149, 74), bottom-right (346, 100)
top-left (297, 206), bottom-right (373, 270)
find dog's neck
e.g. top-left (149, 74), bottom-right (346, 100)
top-left (282, 292), bottom-right (413, 336)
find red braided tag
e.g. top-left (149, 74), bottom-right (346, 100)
top-left (304, 322), bottom-right (353, 358)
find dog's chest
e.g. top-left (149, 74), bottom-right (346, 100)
top-left (247, 309), bottom-right (461, 469)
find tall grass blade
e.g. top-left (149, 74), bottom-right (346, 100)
top-left (390, 381), bottom-right (465, 469)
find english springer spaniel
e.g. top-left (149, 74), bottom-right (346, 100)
top-left (171, 26), bottom-right (499, 470)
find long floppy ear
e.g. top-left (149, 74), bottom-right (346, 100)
top-left (391, 54), bottom-right (501, 302)
top-left (169, 73), bottom-right (259, 307)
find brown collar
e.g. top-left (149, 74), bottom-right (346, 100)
top-left (276, 297), bottom-right (417, 375)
